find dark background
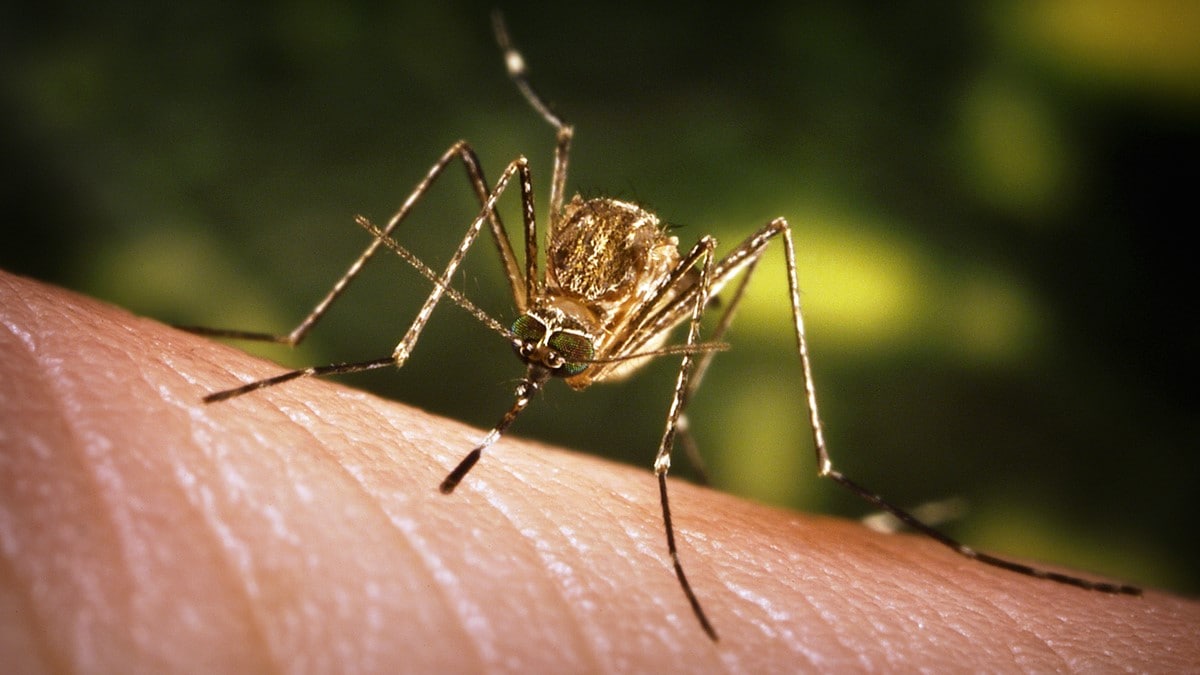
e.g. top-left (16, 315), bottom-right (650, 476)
top-left (3, 2), bottom-right (1196, 595)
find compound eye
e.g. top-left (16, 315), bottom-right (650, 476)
top-left (548, 331), bottom-right (594, 376)
top-left (511, 315), bottom-right (546, 342)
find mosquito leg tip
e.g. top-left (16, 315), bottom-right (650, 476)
top-left (202, 390), bottom-right (234, 404)
top-left (1102, 582), bottom-right (1142, 596)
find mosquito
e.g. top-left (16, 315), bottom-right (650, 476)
top-left (183, 12), bottom-right (1141, 642)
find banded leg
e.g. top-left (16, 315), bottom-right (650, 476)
top-left (768, 220), bottom-right (1142, 595)
top-left (203, 156), bottom-right (540, 403)
top-left (651, 235), bottom-right (719, 641)
top-left (675, 249), bottom-right (764, 484)
top-left (179, 140), bottom-right (524, 344)
top-left (439, 364), bottom-right (552, 494)
top-left (491, 10), bottom-right (573, 223)
top-left (391, 157), bottom-right (535, 365)
top-left (653, 220), bottom-right (782, 484)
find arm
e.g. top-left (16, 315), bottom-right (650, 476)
top-left (2, 269), bottom-right (1194, 672)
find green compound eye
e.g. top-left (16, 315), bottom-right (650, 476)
top-left (511, 315), bottom-right (546, 342)
top-left (548, 331), bottom-right (594, 376)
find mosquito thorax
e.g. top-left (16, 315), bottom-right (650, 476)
top-left (510, 308), bottom-right (596, 377)
top-left (550, 195), bottom-right (681, 308)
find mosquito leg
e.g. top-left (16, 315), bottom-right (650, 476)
top-left (770, 219), bottom-right (1142, 595)
top-left (675, 254), bottom-right (764, 484)
top-left (178, 139), bottom-right (525, 343)
top-left (646, 219), bottom-right (802, 485)
top-left (516, 143), bottom-right (542, 304)
top-left (440, 365), bottom-right (551, 494)
top-left (825, 470), bottom-right (1141, 593)
top-left (690, 256), bottom-right (759, 394)
top-left (626, 219), bottom-right (778, 483)
top-left (491, 10), bottom-right (574, 241)
top-left (354, 144), bottom-right (540, 346)
top-left (203, 357), bottom-right (395, 403)
top-left (391, 156), bottom-right (534, 366)
top-left (201, 156), bottom-right (535, 403)
top-left (651, 236), bottom-right (719, 641)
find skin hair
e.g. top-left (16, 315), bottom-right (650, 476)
top-left (2, 268), bottom-right (1196, 672)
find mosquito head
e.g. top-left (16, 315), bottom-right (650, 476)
top-left (509, 307), bottom-right (597, 377)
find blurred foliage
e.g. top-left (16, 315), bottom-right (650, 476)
top-left (2, 1), bottom-right (1197, 594)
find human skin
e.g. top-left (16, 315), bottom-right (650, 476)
top-left (2, 269), bottom-right (1197, 673)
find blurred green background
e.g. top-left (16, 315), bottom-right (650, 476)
top-left (2, 2), bottom-right (1196, 595)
